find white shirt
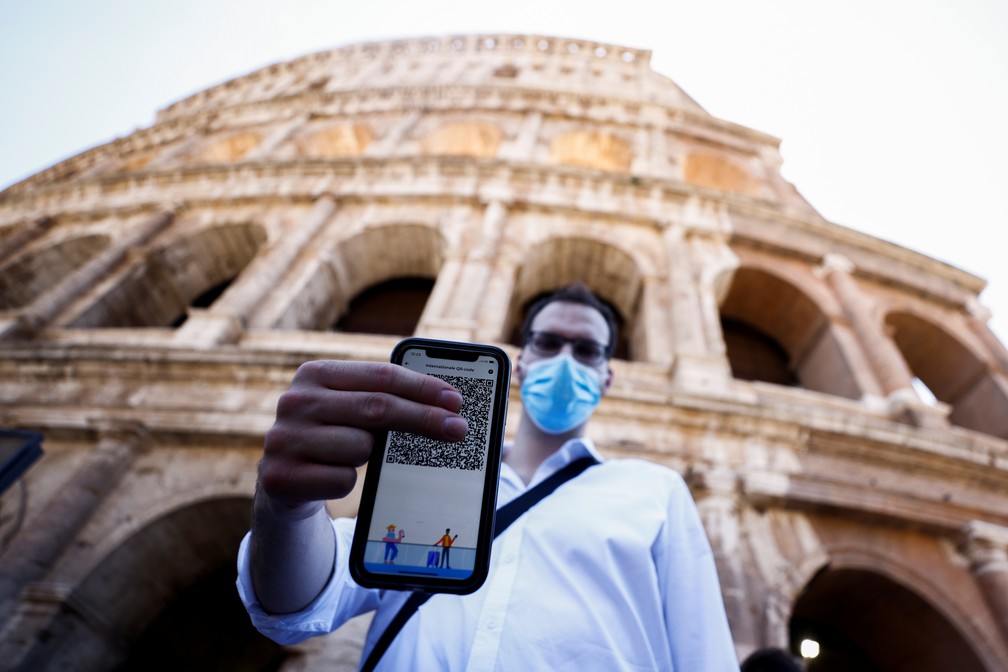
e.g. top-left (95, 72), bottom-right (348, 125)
top-left (237, 439), bottom-right (739, 671)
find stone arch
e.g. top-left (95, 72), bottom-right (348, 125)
top-left (17, 496), bottom-right (285, 671)
top-left (506, 236), bottom-right (643, 360)
top-left (68, 222), bottom-right (266, 328)
top-left (275, 223), bottom-right (444, 335)
top-left (192, 131), bottom-right (263, 163)
top-left (682, 152), bottom-right (758, 196)
top-left (335, 224), bottom-right (445, 300)
top-left (419, 121), bottom-right (503, 158)
top-left (744, 510), bottom-right (1001, 669)
top-left (0, 233), bottom-right (110, 310)
top-left (719, 266), bottom-right (861, 399)
top-left (885, 310), bottom-right (1008, 439)
top-left (548, 130), bottom-right (633, 172)
top-left (790, 564), bottom-right (992, 671)
top-left (294, 122), bottom-right (373, 158)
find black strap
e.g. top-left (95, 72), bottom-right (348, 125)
top-left (360, 455), bottom-right (599, 672)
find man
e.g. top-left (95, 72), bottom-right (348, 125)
top-left (433, 528), bottom-right (457, 569)
top-left (237, 283), bottom-right (739, 670)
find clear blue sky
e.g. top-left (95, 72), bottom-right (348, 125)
top-left (2, 0), bottom-right (1007, 343)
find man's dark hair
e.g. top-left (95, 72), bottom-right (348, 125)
top-left (520, 283), bottom-right (619, 353)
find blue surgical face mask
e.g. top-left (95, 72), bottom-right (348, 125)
top-left (520, 353), bottom-right (604, 434)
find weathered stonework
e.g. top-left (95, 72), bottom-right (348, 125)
top-left (1, 34), bottom-right (1007, 670)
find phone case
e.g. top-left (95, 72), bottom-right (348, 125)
top-left (349, 338), bottom-right (510, 594)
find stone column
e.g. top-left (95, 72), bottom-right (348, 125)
top-left (965, 298), bottom-right (1008, 375)
top-left (419, 200), bottom-right (508, 342)
top-left (819, 255), bottom-right (914, 394)
top-left (959, 520), bottom-right (1008, 645)
top-left (174, 194), bottom-right (338, 344)
top-left (630, 125), bottom-right (670, 177)
top-left (818, 254), bottom-right (947, 427)
top-left (663, 223), bottom-right (734, 390)
top-left (365, 111), bottom-right (422, 156)
top-left (0, 210), bottom-right (174, 340)
top-left (243, 114), bottom-right (309, 160)
top-left (0, 421), bottom-right (146, 611)
top-left (500, 112), bottom-right (543, 161)
top-left (691, 467), bottom-right (759, 652)
top-left (144, 135), bottom-right (205, 170)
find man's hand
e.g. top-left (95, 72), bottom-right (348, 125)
top-left (249, 359), bottom-right (468, 614)
top-left (257, 360), bottom-right (468, 517)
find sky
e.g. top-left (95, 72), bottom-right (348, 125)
top-left (2, 0), bottom-right (1007, 343)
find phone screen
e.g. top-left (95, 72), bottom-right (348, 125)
top-left (350, 338), bottom-right (510, 594)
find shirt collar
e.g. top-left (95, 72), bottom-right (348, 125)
top-left (501, 437), bottom-right (604, 488)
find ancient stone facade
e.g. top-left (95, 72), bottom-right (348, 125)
top-left (1, 34), bottom-right (1007, 671)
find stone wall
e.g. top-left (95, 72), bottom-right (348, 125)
top-left (1, 34), bottom-right (1007, 671)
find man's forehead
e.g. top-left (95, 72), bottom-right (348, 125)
top-left (531, 301), bottom-right (608, 333)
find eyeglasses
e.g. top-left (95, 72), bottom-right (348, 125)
top-left (525, 331), bottom-right (610, 364)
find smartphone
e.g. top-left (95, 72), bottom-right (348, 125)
top-left (349, 338), bottom-right (511, 594)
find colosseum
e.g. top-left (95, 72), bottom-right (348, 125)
top-left (1, 34), bottom-right (1007, 671)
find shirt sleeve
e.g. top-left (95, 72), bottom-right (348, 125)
top-left (236, 516), bottom-right (382, 645)
top-left (655, 474), bottom-right (741, 671)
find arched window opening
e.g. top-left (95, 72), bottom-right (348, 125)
top-left (193, 132), bottom-right (263, 163)
top-left (333, 277), bottom-right (434, 336)
top-left (548, 130), bottom-right (632, 172)
top-left (67, 223), bottom-right (265, 329)
top-left (790, 568), bottom-right (986, 672)
top-left (294, 123), bottom-right (373, 158)
top-left (507, 237), bottom-right (643, 361)
top-left (420, 121), bottom-right (502, 158)
top-left (911, 376), bottom-right (939, 406)
top-left (0, 233), bottom-right (110, 310)
top-left (887, 311), bottom-right (1008, 439)
top-left (170, 277), bottom-right (236, 328)
top-left (508, 290), bottom-right (628, 360)
top-left (682, 152), bottom-right (759, 196)
top-left (719, 267), bottom-right (860, 399)
top-left (721, 317), bottom-right (798, 386)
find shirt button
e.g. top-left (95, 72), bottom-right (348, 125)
top-left (486, 619), bottom-right (498, 629)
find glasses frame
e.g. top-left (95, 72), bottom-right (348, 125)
top-left (524, 330), bottom-right (611, 365)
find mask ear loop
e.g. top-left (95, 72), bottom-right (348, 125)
top-left (515, 350), bottom-right (528, 383)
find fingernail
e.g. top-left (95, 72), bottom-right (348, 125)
top-left (438, 389), bottom-right (463, 412)
top-left (443, 416), bottom-right (468, 441)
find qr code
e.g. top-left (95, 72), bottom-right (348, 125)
top-left (386, 374), bottom-right (493, 471)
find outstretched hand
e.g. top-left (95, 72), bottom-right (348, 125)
top-left (256, 360), bottom-right (468, 518)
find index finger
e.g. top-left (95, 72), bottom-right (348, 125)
top-left (294, 360), bottom-right (463, 412)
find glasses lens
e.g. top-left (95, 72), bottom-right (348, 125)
top-left (573, 340), bottom-right (605, 363)
top-left (530, 332), bottom-right (563, 355)
top-left (529, 332), bottom-right (607, 363)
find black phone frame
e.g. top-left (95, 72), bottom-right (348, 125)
top-left (349, 337), bottom-right (510, 594)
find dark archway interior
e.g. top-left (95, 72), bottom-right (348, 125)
top-left (790, 568), bottom-right (987, 672)
top-left (36, 497), bottom-right (289, 671)
top-left (333, 276), bottom-right (434, 335)
top-left (171, 276), bottom-right (235, 327)
top-left (115, 564), bottom-right (284, 672)
top-left (721, 317), bottom-right (798, 386)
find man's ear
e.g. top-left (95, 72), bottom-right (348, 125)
top-left (515, 349), bottom-right (527, 383)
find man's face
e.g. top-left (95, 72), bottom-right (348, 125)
top-left (517, 301), bottom-right (613, 393)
